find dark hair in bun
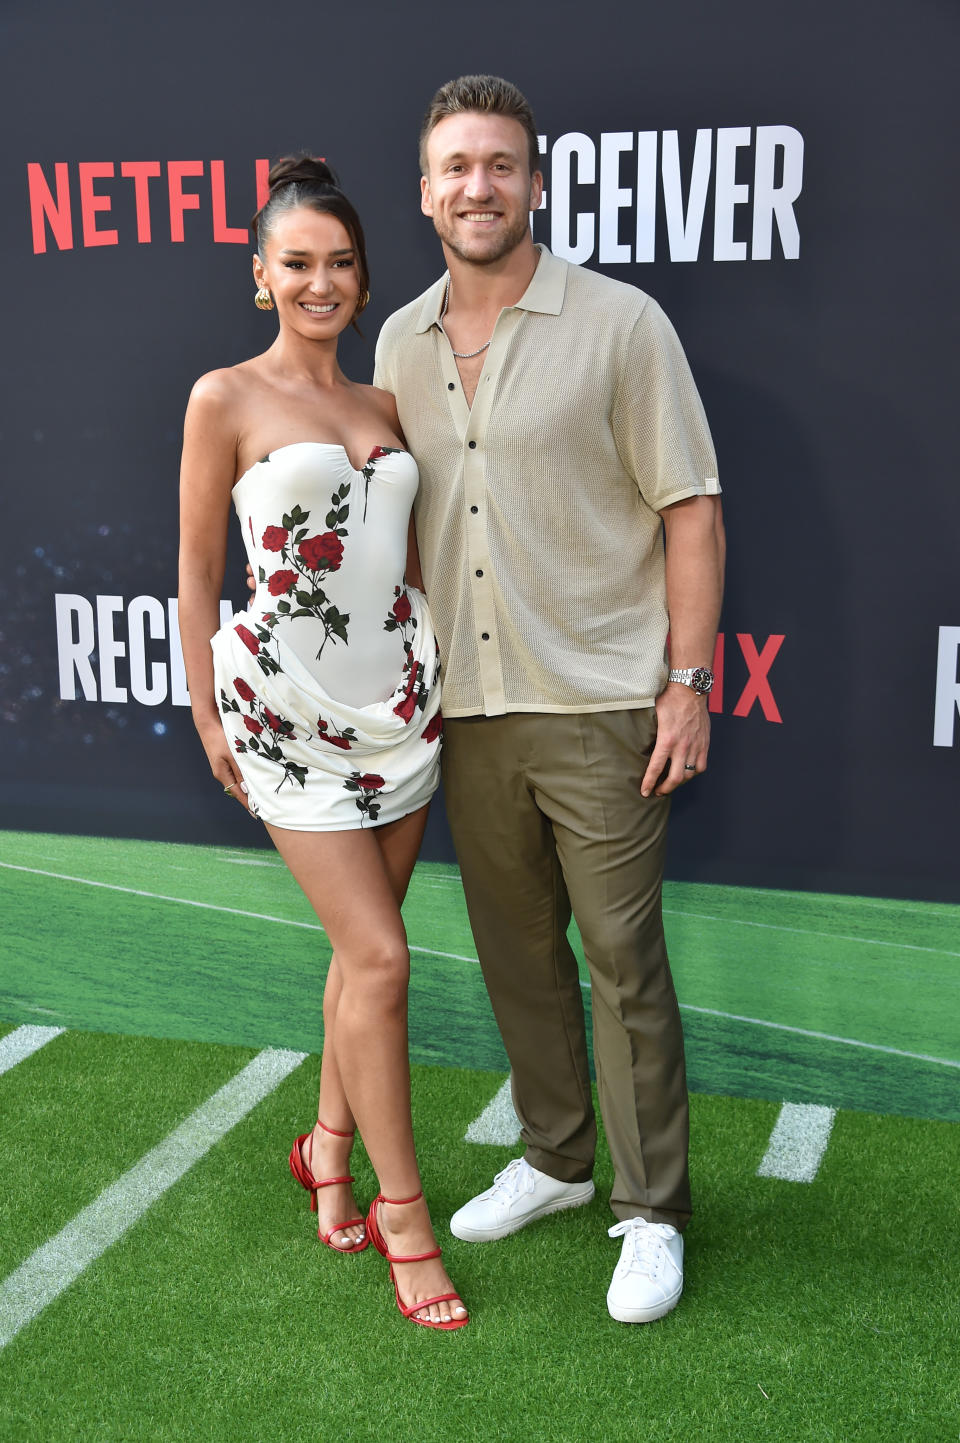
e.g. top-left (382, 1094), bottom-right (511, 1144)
top-left (251, 154), bottom-right (370, 332)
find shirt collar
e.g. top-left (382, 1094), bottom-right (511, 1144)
top-left (414, 244), bottom-right (566, 334)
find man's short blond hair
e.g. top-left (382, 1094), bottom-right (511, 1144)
top-left (419, 74), bottom-right (540, 177)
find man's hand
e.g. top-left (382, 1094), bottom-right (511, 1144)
top-left (640, 683), bottom-right (711, 797)
top-left (245, 562), bottom-right (256, 597)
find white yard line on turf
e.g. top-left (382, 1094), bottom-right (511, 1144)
top-left (217, 857), bottom-right (284, 868)
top-left (464, 1077), bottom-right (521, 1144)
top-left (412, 874), bottom-right (960, 925)
top-left (666, 884), bottom-right (960, 918)
top-left (3, 862), bottom-right (959, 1071)
top-left (757, 1102), bottom-right (837, 1182)
top-left (677, 1002), bottom-right (960, 1070)
top-left (6, 860), bottom-right (959, 961)
top-left (0, 861), bottom-right (480, 963)
top-left (0, 1047), bottom-right (307, 1351)
top-left (0, 1026), bottom-right (65, 1077)
top-left (661, 906), bottom-right (960, 958)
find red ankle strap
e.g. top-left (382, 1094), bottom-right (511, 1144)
top-left (316, 1119), bottom-right (355, 1139)
top-left (378, 1190), bottom-right (423, 1206)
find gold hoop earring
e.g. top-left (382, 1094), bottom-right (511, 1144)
top-left (355, 288), bottom-right (370, 316)
top-left (254, 286), bottom-right (274, 311)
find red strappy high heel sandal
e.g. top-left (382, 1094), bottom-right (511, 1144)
top-left (288, 1120), bottom-right (369, 1253)
top-left (365, 1190), bottom-right (469, 1330)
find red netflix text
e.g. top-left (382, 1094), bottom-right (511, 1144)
top-left (27, 160), bottom-right (271, 254)
top-left (708, 633), bottom-right (785, 722)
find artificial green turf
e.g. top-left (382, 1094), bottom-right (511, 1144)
top-left (0, 1032), bottom-right (957, 1441)
top-left (0, 1030), bottom-right (259, 1276)
top-left (1, 830), bottom-right (958, 1121)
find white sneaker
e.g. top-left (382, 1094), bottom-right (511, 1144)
top-left (449, 1157), bottom-right (595, 1242)
top-left (606, 1216), bottom-right (684, 1323)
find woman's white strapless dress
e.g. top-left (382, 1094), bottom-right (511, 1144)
top-left (210, 442), bottom-right (442, 829)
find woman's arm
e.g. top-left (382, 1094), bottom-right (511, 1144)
top-left (178, 372), bottom-right (249, 807)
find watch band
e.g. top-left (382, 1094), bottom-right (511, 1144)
top-left (667, 666), bottom-right (714, 695)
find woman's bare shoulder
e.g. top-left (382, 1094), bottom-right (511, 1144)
top-left (356, 382), bottom-right (400, 429)
top-left (188, 358), bottom-right (263, 408)
top-left (186, 362), bottom-right (271, 451)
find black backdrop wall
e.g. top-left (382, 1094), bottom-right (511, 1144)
top-left (2, 0), bottom-right (957, 901)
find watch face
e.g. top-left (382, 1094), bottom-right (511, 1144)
top-left (691, 667), bottom-right (714, 694)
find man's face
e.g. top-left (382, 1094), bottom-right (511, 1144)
top-left (420, 112), bottom-right (542, 266)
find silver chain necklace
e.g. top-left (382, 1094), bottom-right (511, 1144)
top-left (440, 278), bottom-right (493, 359)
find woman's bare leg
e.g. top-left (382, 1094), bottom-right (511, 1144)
top-left (300, 807), bottom-right (427, 1247)
top-left (268, 810), bottom-right (466, 1324)
top-left (289, 960), bottom-right (364, 1249)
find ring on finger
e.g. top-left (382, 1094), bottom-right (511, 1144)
top-left (223, 784), bottom-right (234, 796)
top-left (683, 764), bottom-right (697, 772)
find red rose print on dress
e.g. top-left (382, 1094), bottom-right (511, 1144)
top-left (298, 532), bottom-right (344, 572)
top-left (235, 624), bottom-right (260, 655)
top-left (393, 658), bottom-right (426, 722)
top-left (220, 686), bottom-right (304, 793)
top-left (394, 691), bottom-right (417, 723)
top-left (421, 711), bottom-right (443, 745)
top-left (384, 584), bottom-right (421, 715)
top-left (316, 716), bottom-right (356, 750)
top-left (247, 490), bottom-right (352, 664)
top-left (358, 446), bottom-right (402, 520)
top-left (268, 568), bottom-right (298, 596)
top-left (344, 770), bottom-right (386, 824)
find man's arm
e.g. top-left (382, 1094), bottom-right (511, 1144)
top-left (640, 493), bottom-right (726, 797)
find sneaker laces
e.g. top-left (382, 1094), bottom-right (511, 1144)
top-left (487, 1157), bottom-right (535, 1202)
top-left (608, 1217), bottom-right (675, 1278)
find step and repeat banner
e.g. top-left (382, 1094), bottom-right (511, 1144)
top-left (1, 0), bottom-right (956, 901)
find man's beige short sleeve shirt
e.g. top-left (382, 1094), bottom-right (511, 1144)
top-left (374, 246), bottom-right (720, 718)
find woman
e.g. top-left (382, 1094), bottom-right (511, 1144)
top-left (178, 155), bottom-right (466, 1330)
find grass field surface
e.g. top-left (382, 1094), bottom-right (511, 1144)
top-left (1, 831), bottom-right (958, 1440)
top-left (1, 830), bottom-right (958, 1120)
top-left (1, 1031), bottom-right (958, 1441)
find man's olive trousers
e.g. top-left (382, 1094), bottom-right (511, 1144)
top-left (442, 709), bottom-right (691, 1228)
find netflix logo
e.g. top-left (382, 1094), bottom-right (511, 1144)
top-left (708, 632), bottom-right (785, 722)
top-left (26, 159), bottom-right (271, 253)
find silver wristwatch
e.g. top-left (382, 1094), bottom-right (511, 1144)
top-left (667, 666), bottom-right (714, 695)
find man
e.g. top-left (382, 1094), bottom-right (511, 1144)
top-left (374, 75), bottom-right (724, 1323)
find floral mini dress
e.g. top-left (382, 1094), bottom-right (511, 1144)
top-left (211, 442), bottom-right (442, 829)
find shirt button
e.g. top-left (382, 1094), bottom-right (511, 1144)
top-left (447, 382), bottom-right (455, 390)
top-left (481, 632), bottom-right (490, 641)
top-left (468, 440), bottom-right (477, 449)
top-left (470, 505), bottom-right (479, 514)
top-left (475, 569), bottom-right (483, 577)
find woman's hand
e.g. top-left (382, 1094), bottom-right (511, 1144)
top-left (196, 715), bottom-right (251, 812)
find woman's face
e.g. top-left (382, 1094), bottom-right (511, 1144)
top-left (254, 206), bottom-right (361, 341)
